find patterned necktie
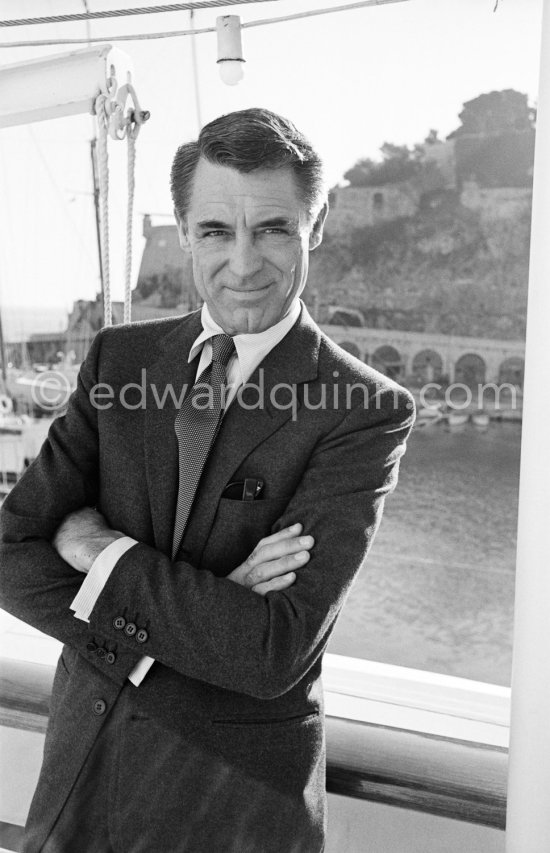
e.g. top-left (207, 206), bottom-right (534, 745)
top-left (171, 333), bottom-right (236, 560)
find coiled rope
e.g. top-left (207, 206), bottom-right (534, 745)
top-left (95, 94), bottom-right (112, 327)
top-left (95, 90), bottom-right (144, 327)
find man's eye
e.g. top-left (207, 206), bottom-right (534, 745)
top-left (262, 227), bottom-right (287, 235)
top-left (203, 230), bottom-right (228, 238)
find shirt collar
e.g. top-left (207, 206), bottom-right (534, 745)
top-left (188, 299), bottom-right (301, 384)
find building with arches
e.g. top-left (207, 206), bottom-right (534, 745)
top-left (322, 324), bottom-right (525, 387)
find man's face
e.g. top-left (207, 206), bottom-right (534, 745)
top-left (176, 158), bottom-right (326, 334)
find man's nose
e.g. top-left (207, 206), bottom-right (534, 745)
top-left (228, 235), bottom-right (264, 280)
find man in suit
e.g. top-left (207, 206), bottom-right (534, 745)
top-left (0, 108), bottom-right (414, 852)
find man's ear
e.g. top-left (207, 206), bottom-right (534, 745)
top-left (174, 208), bottom-right (192, 253)
top-left (308, 201), bottom-right (329, 251)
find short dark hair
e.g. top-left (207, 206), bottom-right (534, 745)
top-left (170, 108), bottom-right (326, 226)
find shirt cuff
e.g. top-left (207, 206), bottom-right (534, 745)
top-left (70, 536), bottom-right (137, 622)
top-left (128, 655), bottom-right (155, 686)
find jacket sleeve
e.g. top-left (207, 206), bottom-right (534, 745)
top-left (0, 331), bottom-right (143, 685)
top-left (87, 387), bottom-right (415, 699)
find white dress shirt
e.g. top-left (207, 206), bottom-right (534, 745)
top-left (70, 299), bottom-right (301, 686)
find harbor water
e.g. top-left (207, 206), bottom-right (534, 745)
top-left (328, 421), bottom-right (521, 686)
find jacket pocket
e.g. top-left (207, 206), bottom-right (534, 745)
top-left (200, 496), bottom-right (291, 574)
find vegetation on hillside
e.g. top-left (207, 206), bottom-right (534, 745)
top-left (308, 90), bottom-right (533, 340)
top-left (344, 89), bottom-right (535, 191)
top-left (310, 189), bottom-right (530, 340)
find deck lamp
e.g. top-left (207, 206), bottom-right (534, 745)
top-left (216, 15), bottom-right (245, 86)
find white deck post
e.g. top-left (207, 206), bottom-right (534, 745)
top-left (506, 1), bottom-right (550, 849)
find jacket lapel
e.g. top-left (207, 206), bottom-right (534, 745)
top-left (143, 311), bottom-right (203, 554)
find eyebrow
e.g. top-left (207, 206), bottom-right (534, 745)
top-left (196, 220), bottom-right (229, 231)
top-left (195, 216), bottom-right (297, 231)
top-left (256, 217), bottom-right (296, 229)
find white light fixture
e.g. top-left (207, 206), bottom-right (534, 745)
top-left (216, 15), bottom-right (245, 86)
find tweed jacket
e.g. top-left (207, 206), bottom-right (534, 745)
top-left (0, 303), bottom-right (414, 853)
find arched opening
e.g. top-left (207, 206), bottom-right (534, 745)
top-left (339, 341), bottom-right (361, 359)
top-left (412, 349), bottom-right (444, 383)
top-left (372, 345), bottom-right (403, 381)
top-left (328, 307), bottom-right (365, 327)
top-left (454, 353), bottom-right (486, 386)
top-left (499, 356), bottom-right (525, 388)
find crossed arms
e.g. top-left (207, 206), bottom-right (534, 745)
top-left (0, 333), bottom-right (414, 699)
top-left (54, 507), bottom-right (314, 596)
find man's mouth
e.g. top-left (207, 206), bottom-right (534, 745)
top-left (226, 284), bottom-right (271, 297)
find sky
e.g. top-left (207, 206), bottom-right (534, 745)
top-left (0, 0), bottom-right (544, 337)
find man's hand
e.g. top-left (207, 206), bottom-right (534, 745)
top-left (52, 507), bottom-right (125, 574)
top-left (228, 523), bottom-right (313, 597)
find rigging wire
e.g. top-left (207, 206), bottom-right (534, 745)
top-left (189, 9), bottom-right (203, 133)
top-left (0, 0), bottom-right (279, 29)
top-left (0, 0), bottom-right (410, 48)
top-left (26, 128), bottom-right (98, 269)
top-left (82, 0), bottom-right (106, 306)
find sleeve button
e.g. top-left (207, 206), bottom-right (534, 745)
top-left (136, 628), bottom-right (149, 644)
top-left (124, 622), bottom-right (137, 637)
top-left (92, 699), bottom-right (107, 716)
top-left (105, 652), bottom-right (116, 665)
top-left (96, 647), bottom-right (106, 659)
top-left (113, 616), bottom-right (126, 630)
top-left (86, 641), bottom-right (98, 653)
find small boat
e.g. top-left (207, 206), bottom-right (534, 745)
top-left (447, 411), bottom-right (469, 429)
top-left (0, 411), bottom-right (27, 435)
top-left (0, 413), bottom-right (53, 494)
top-left (471, 410), bottom-right (490, 429)
top-left (415, 402), bottom-right (445, 429)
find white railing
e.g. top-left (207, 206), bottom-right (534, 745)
top-left (0, 628), bottom-right (509, 834)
